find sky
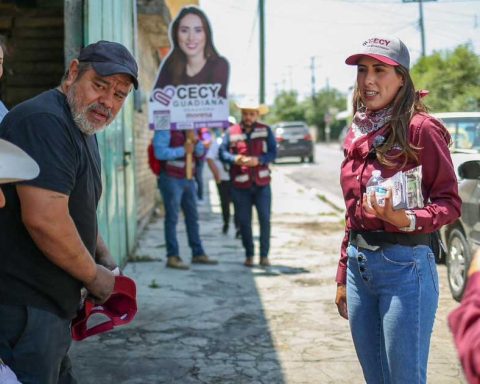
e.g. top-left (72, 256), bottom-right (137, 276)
top-left (198, 0), bottom-right (480, 105)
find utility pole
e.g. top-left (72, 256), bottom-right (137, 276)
top-left (418, 0), bottom-right (426, 57)
top-left (310, 56), bottom-right (316, 101)
top-left (259, 0), bottom-right (265, 103)
top-left (402, 0), bottom-right (437, 57)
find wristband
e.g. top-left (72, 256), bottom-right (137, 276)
top-left (399, 210), bottom-right (416, 232)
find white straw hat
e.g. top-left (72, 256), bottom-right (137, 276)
top-left (0, 139), bottom-right (39, 184)
top-left (235, 99), bottom-right (269, 115)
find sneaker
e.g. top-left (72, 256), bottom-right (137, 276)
top-left (244, 258), bottom-right (254, 267)
top-left (192, 255), bottom-right (218, 265)
top-left (235, 229), bottom-right (241, 239)
top-left (166, 256), bottom-right (190, 270)
top-left (259, 257), bottom-right (270, 267)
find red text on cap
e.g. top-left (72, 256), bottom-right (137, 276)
top-left (363, 38), bottom-right (391, 47)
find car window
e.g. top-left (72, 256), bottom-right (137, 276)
top-left (275, 125), bottom-right (308, 138)
top-left (437, 116), bottom-right (480, 151)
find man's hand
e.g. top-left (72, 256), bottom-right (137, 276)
top-left (362, 189), bottom-right (410, 228)
top-left (234, 155), bottom-right (246, 165)
top-left (84, 265), bottom-right (115, 304)
top-left (335, 284), bottom-right (348, 319)
top-left (244, 156), bottom-right (259, 167)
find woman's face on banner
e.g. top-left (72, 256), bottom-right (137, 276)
top-left (177, 14), bottom-right (206, 60)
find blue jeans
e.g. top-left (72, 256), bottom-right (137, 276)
top-left (231, 184), bottom-right (271, 258)
top-left (195, 159), bottom-right (205, 200)
top-left (0, 304), bottom-right (77, 384)
top-left (346, 243), bottom-right (439, 384)
top-left (158, 172), bottom-right (205, 258)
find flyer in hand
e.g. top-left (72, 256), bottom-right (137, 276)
top-left (381, 166), bottom-right (424, 210)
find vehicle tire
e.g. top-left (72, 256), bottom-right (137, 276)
top-left (446, 228), bottom-right (471, 302)
top-left (308, 155), bottom-right (314, 163)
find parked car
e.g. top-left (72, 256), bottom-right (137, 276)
top-left (434, 112), bottom-right (480, 301)
top-left (272, 121), bottom-right (314, 163)
top-left (433, 112), bottom-right (480, 152)
top-left (440, 159), bottom-right (480, 301)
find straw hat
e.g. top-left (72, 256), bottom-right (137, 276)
top-left (235, 99), bottom-right (269, 115)
top-left (0, 139), bottom-right (40, 184)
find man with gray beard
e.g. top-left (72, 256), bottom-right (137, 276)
top-left (0, 40), bottom-right (138, 383)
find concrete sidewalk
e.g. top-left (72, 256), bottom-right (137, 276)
top-left (70, 168), bottom-right (465, 383)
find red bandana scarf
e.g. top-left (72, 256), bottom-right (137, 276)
top-left (351, 106), bottom-right (393, 138)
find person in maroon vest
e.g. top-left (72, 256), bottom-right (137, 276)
top-left (219, 100), bottom-right (277, 267)
top-left (153, 128), bottom-right (218, 270)
top-left (449, 249), bottom-right (480, 383)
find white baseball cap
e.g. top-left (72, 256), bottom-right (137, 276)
top-left (0, 139), bottom-right (39, 184)
top-left (345, 34), bottom-right (410, 70)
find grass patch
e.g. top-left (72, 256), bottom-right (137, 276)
top-left (316, 193), bottom-right (345, 213)
top-left (129, 254), bottom-right (161, 262)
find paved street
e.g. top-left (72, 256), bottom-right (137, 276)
top-left (71, 159), bottom-right (467, 383)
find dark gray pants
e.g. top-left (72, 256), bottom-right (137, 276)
top-left (0, 304), bottom-right (77, 384)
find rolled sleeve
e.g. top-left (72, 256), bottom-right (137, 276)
top-left (259, 128), bottom-right (277, 165)
top-left (219, 132), bottom-right (236, 164)
top-left (2, 113), bottom-right (76, 195)
top-left (410, 117), bottom-right (461, 232)
top-left (153, 130), bottom-right (185, 160)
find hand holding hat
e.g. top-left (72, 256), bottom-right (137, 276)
top-left (71, 275), bottom-right (138, 341)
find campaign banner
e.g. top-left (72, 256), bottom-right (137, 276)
top-left (148, 83), bottom-right (229, 131)
top-left (148, 5), bottom-right (230, 131)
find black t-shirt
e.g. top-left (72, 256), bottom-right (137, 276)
top-left (0, 89), bottom-right (102, 319)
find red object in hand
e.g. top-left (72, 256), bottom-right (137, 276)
top-left (71, 275), bottom-right (137, 341)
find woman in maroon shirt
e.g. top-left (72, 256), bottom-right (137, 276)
top-left (335, 34), bottom-right (461, 383)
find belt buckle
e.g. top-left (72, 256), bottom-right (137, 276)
top-left (356, 234), bottom-right (380, 251)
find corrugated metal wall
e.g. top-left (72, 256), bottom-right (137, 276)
top-left (84, 0), bottom-right (137, 265)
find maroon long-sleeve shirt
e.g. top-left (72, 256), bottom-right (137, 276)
top-left (449, 272), bottom-right (480, 383)
top-left (336, 112), bottom-right (461, 284)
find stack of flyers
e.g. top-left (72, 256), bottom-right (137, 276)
top-left (379, 166), bottom-right (424, 210)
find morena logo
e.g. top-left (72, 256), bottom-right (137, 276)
top-left (363, 38), bottom-right (391, 47)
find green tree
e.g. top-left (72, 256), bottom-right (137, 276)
top-left (304, 88), bottom-right (347, 141)
top-left (411, 44), bottom-right (480, 112)
top-left (266, 90), bottom-right (306, 124)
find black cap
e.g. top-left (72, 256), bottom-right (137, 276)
top-left (78, 40), bottom-right (139, 89)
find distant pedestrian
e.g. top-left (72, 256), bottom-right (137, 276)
top-left (206, 122), bottom-right (239, 236)
top-left (153, 128), bottom-right (218, 270)
top-left (0, 40), bottom-right (138, 383)
top-left (335, 34), bottom-right (461, 383)
top-left (219, 100), bottom-right (276, 267)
